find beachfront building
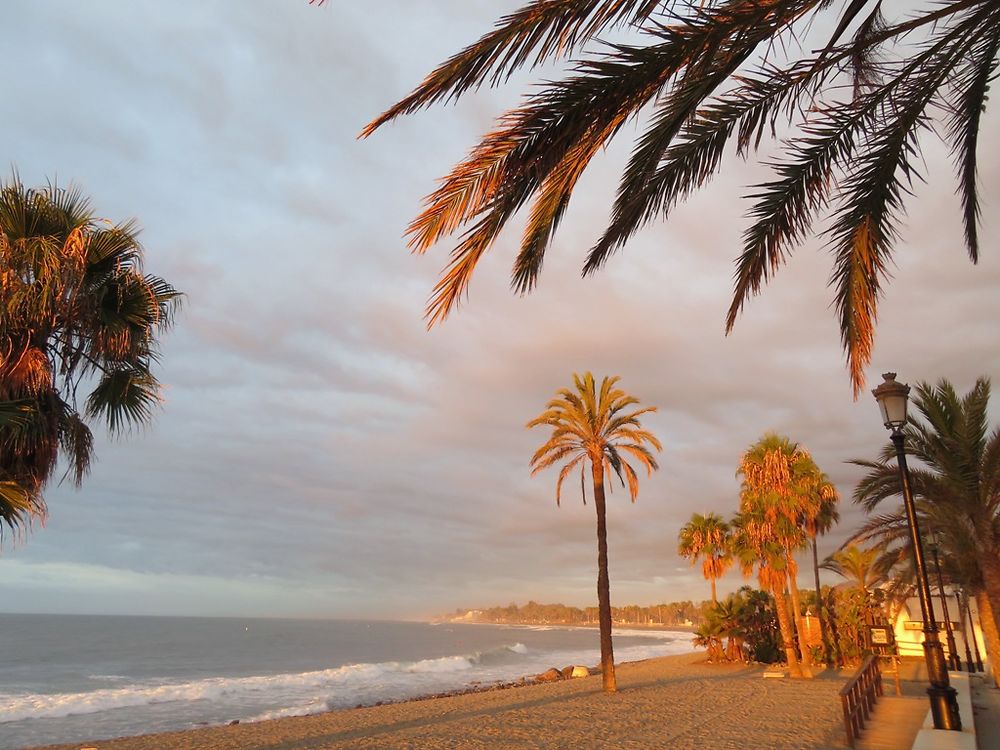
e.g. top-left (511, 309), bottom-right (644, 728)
top-left (890, 592), bottom-right (989, 672)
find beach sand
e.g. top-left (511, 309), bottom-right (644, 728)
top-left (32, 653), bottom-right (849, 750)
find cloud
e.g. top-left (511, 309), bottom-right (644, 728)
top-left (0, 0), bottom-right (997, 619)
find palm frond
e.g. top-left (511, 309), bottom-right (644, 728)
top-left (84, 366), bottom-right (161, 434)
top-left (362, 0), bottom-right (663, 136)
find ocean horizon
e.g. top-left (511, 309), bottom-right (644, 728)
top-left (0, 612), bottom-right (695, 749)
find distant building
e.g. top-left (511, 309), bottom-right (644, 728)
top-left (890, 591), bottom-right (987, 669)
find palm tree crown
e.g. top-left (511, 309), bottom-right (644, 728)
top-left (528, 372), bottom-right (661, 504)
top-left (0, 179), bottom-right (181, 536)
top-left (677, 511), bottom-right (732, 603)
top-left (363, 0), bottom-right (998, 393)
top-left (822, 545), bottom-right (883, 594)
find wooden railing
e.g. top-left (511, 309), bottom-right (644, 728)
top-left (839, 654), bottom-right (884, 748)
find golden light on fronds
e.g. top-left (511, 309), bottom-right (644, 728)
top-left (424, 216), bottom-right (500, 327)
top-left (758, 563), bottom-right (787, 594)
top-left (843, 217), bottom-right (881, 398)
top-left (406, 120), bottom-right (520, 254)
top-left (703, 555), bottom-right (732, 582)
top-left (740, 449), bottom-right (794, 497)
top-left (4, 345), bottom-right (51, 394)
top-left (62, 225), bottom-right (87, 264)
top-left (527, 371), bottom-right (660, 506)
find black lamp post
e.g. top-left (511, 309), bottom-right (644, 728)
top-left (872, 373), bottom-right (961, 731)
top-left (964, 591), bottom-right (985, 672)
top-left (927, 539), bottom-right (961, 671)
top-left (956, 588), bottom-right (976, 673)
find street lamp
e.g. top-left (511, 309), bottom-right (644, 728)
top-left (872, 372), bottom-right (961, 731)
top-left (964, 591), bottom-right (985, 672)
top-left (927, 537), bottom-right (961, 671)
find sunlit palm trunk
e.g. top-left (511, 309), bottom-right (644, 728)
top-left (773, 584), bottom-right (802, 677)
top-left (973, 534), bottom-right (1000, 686)
top-left (710, 576), bottom-right (717, 605)
top-left (975, 580), bottom-right (1000, 688)
top-left (787, 559), bottom-right (814, 677)
top-left (591, 459), bottom-right (616, 692)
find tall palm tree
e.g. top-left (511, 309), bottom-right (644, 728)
top-left (852, 377), bottom-right (1000, 686)
top-left (362, 1), bottom-right (999, 394)
top-left (528, 372), bottom-right (661, 692)
top-left (730, 509), bottom-right (802, 677)
top-left (801, 471), bottom-right (839, 660)
top-left (738, 433), bottom-right (828, 676)
top-left (677, 511), bottom-right (732, 604)
top-left (0, 178), bottom-right (180, 537)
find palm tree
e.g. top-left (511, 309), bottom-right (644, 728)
top-left (822, 545), bottom-right (883, 596)
top-left (693, 617), bottom-right (726, 662)
top-left (802, 473), bottom-right (840, 660)
top-left (738, 433), bottom-right (829, 676)
top-left (528, 372), bottom-right (661, 692)
top-left (849, 494), bottom-right (999, 684)
top-left (362, 1), bottom-right (998, 394)
top-left (0, 178), bottom-right (180, 537)
top-left (677, 512), bottom-right (732, 604)
top-left (852, 377), bottom-right (1000, 686)
top-left (730, 509), bottom-right (802, 677)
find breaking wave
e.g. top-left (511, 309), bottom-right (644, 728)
top-left (0, 643), bottom-right (532, 724)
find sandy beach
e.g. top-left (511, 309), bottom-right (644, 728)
top-left (32, 653), bottom-right (849, 750)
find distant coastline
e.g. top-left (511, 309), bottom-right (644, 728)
top-left (432, 617), bottom-right (697, 634)
top-left (435, 600), bottom-right (704, 630)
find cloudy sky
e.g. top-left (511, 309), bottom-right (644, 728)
top-left (1, 1), bottom-right (997, 620)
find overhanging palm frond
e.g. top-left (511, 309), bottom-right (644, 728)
top-left (947, 21), bottom-right (1000, 262)
top-left (361, 0), bottom-right (664, 136)
top-left (365, 0), bottom-right (1000, 394)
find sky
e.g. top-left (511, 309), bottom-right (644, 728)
top-left (1, 1), bottom-right (997, 620)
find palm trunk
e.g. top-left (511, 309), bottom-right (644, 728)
top-left (812, 537), bottom-right (832, 664)
top-left (773, 583), bottom-right (803, 678)
top-left (975, 539), bottom-right (1000, 687)
top-left (710, 575), bottom-right (717, 605)
top-left (975, 589), bottom-right (1000, 688)
top-left (787, 556), bottom-right (814, 678)
top-left (591, 459), bottom-right (616, 692)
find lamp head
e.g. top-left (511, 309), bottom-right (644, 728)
top-left (872, 372), bottom-right (910, 431)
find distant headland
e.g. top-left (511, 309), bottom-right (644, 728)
top-left (435, 600), bottom-right (705, 629)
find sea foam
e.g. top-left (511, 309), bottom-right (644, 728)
top-left (0, 643), bottom-right (531, 723)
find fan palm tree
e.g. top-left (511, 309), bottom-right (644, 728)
top-left (362, 0), bottom-right (999, 394)
top-left (0, 178), bottom-right (180, 538)
top-left (693, 617), bottom-right (726, 662)
top-left (730, 509), bottom-right (802, 677)
top-left (738, 433), bottom-right (830, 675)
top-left (678, 511), bottom-right (732, 604)
top-left (528, 372), bottom-right (661, 692)
top-left (852, 377), bottom-right (1000, 686)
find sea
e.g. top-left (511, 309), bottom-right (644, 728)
top-left (0, 613), bottom-right (695, 749)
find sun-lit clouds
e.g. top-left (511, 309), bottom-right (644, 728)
top-left (0, 0), bottom-right (997, 619)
